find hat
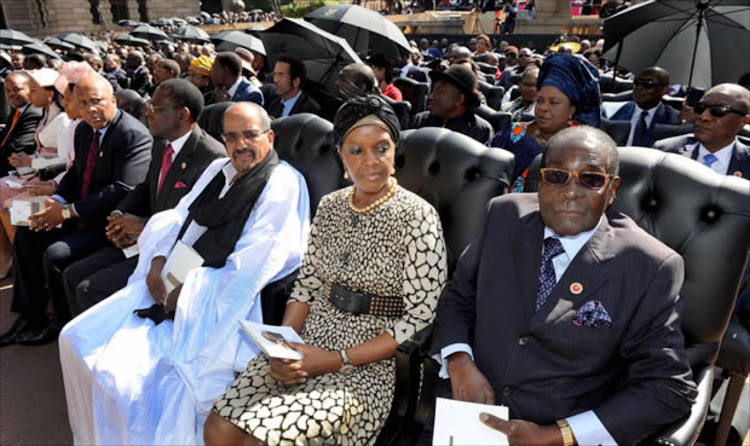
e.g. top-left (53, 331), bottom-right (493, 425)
top-left (504, 46), bottom-right (519, 56)
top-left (53, 61), bottom-right (97, 95)
top-left (189, 55), bottom-right (214, 76)
top-left (549, 42), bottom-right (582, 53)
top-left (235, 47), bottom-right (257, 76)
top-left (27, 68), bottom-right (60, 88)
top-left (538, 53), bottom-right (601, 127)
top-left (429, 64), bottom-right (481, 107)
top-left (333, 95), bottom-right (401, 149)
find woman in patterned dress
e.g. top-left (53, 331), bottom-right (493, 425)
top-left (204, 95), bottom-right (448, 446)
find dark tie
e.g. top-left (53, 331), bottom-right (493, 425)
top-left (536, 237), bottom-right (565, 311)
top-left (702, 153), bottom-right (718, 169)
top-left (80, 130), bottom-right (100, 199)
top-left (632, 110), bottom-right (650, 147)
top-left (157, 143), bottom-right (174, 195)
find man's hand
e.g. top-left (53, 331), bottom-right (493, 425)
top-left (106, 212), bottom-right (146, 248)
top-left (447, 352), bottom-right (496, 404)
top-left (268, 344), bottom-right (339, 386)
top-left (164, 284), bottom-right (182, 314)
top-left (24, 180), bottom-right (56, 196)
top-left (8, 152), bottom-right (32, 169)
top-left (146, 256), bottom-right (168, 304)
top-left (479, 414), bottom-right (564, 446)
top-left (29, 199), bottom-right (65, 232)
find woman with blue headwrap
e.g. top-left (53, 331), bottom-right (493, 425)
top-left (488, 53), bottom-right (601, 192)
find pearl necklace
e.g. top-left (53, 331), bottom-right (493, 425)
top-left (349, 177), bottom-right (398, 214)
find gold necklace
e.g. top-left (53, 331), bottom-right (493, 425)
top-left (349, 177), bottom-right (398, 214)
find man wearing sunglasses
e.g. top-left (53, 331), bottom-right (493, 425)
top-left (606, 66), bottom-right (680, 147)
top-left (431, 126), bottom-right (696, 445)
top-left (654, 83), bottom-right (750, 179)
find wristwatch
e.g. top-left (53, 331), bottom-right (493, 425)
top-left (556, 419), bottom-right (576, 446)
top-left (339, 349), bottom-right (355, 374)
top-left (61, 205), bottom-right (71, 220)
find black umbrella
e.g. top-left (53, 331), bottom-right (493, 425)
top-left (58, 33), bottom-right (98, 52)
top-left (44, 37), bottom-right (75, 51)
top-left (0, 29), bottom-right (34, 50)
top-left (150, 18), bottom-right (174, 27)
top-left (22, 43), bottom-right (61, 59)
top-left (304, 4), bottom-right (410, 59)
top-left (602, 0), bottom-right (750, 89)
top-left (213, 30), bottom-right (266, 55)
top-left (173, 25), bottom-right (210, 43)
top-left (171, 18), bottom-right (187, 26)
top-left (131, 24), bottom-right (170, 42)
top-left (118, 19), bottom-right (140, 28)
top-left (261, 18), bottom-right (362, 91)
top-left (186, 17), bottom-right (202, 25)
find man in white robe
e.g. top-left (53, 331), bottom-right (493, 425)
top-left (59, 102), bottom-right (310, 445)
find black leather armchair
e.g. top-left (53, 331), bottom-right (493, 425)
top-left (393, 77), bottom-right (429, 115)
top-left (474, 105), bottom-right (511, 134)
top-left (653, 123), bottom-right (693, 142)
top-left (600, 118), bottom-right (631, 146)
top-left (602, 90), bottom-right (634, 102)
top-left (382, 95), bottom-right (412, 131)
top-left (197, 102), bottom-right (234, 142)
top-left (600, 74), bottom-right (634, 93)
top-left (478, 80), bottom-right (505, 110)
top-left (525, 147), bottom-right (750, 446)
top-left (377, 127), bottom-right (515, 445)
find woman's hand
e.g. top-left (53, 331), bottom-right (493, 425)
top-left (268, 344), bottom-right (340, 386)
top-left (24, 180), bottom-right (56, 196)
top-left (8, 153), bottom-right (32, 169)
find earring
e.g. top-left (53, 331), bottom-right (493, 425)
top-left (344, 171), bottom-right (350, 180)
top-left (390, 166), bottom-right (396, 175)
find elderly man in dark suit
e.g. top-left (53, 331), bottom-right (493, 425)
top-left (430, 126), bottom-right (696, 445)
top-left (62, 79), bottom-right (226, 316)
top-left (606, 66), bottom-right (680, 147)
top-left (0, 74), bottom-right (152, 347)
top-left (265, 55), bottom-right (321, 119)
top-left (0, 71), bottom-right (43, 175)
top-left (654, 83), bottom-right (750, 179)
top-left (210, 52), bottom-right (264, 106)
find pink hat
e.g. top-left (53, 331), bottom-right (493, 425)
top-left (27, 68), bottom-right (60, 88)
top-left (54, 61), bottom-right (97, 95)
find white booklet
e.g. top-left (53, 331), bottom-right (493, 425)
top-left (239, 320), bottom-right (305, 360)
top-left (9, 193), bottom-right (49, 226)
top-left (432, 398), bottom-right (509, 446)
top-left (161, 240), bottom-right (204, 295)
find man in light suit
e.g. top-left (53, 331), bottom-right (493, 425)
top-left (653, 83), bottom-right (750, 179)
top-left (210, 52), bottom-right (264, 106)
top-left (265, 55), bottom-right (321, 119)
top-left (62, 79), bottom-right (226, 316)
top-left (430, 126), bottom-right (696, 445)
top-left (0, 72), bottom-right (43, 175)
top-left (606, 66), bottom-right (680, 147)
top-left (0, 74), bottom-right (152, 347)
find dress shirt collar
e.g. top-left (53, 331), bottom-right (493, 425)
top-left (167, 128), bottom-right (193, 160)
top-left (697, 140), bottom-right (735, 175)
top-left (281, 90), bottom-right (302, 117)
top-left (227, 76), bottom-right (243, 98)
top-left (543, 216), bottom-right (603, 261)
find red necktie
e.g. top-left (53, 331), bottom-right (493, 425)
top-left (80, 130), bottom-right (100, 199)
top-left (157, 143), bottom-right (174, 195)
top-left (1, 109), bottom-right (21, 147)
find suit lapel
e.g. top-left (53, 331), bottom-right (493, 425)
top-left (611, 102), bottom-right (634, 121)
top-left (514, 210), bottom-right (544, 328)
top-left (157, 128), bottom-right (199, 209)
top-left (727, 141), bottom-right (750, 178)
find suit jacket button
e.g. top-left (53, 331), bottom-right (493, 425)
top-left (502, 386), bottom-right (511, 396)
top-left (518, 336), bottom-right (528, 346)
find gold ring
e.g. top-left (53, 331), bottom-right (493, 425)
top-left (115, 225), bottom-right (121, 231)
top-left (44, 222), bottom-right (49, 227)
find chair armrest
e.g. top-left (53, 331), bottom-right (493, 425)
top-left (652, 365), bottom-right (713, 446)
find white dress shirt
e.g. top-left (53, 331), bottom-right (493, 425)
top-left (696, 141), bottom-right (735, 175)
top-left (626, 104), bottom-right (658, 146)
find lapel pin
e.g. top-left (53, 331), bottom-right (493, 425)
top-left (570, 282), bottom-right (583, 295)
top-left (98, 151), bottom-right (103, 158)
top-left (181, 162), bottom-right (187, 170)
top-left (733, 171), bottom-right (742, 177)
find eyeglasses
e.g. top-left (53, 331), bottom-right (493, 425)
top-left (540, 168), bottom-right (613, 190)
top-left (144, 100), bottom-right (178, 114)
top-left (693, 102), bottom-right (746, 118)
top-left (633, 79), bottom-right (663, 89)
top-left (221, 128), bottom-right (270, 144)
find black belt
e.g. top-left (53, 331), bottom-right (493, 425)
top-left (329, 282), bottom-right (404, 318)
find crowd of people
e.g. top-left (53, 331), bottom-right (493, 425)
top-left (0, 21), bottom-right (748, 446)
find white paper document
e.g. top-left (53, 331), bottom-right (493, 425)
top-left (161, 240), bottom-right (204, 295)
top-left (9, 195), bottom-right (48, 226)
top-left (432, 397), bottom-right (509, 446)
top-left (239, 320), bottom-right (305, 360)
top-left (121, 243), bottom-right (140, 259)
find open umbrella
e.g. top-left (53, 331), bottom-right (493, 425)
top-left (261, 18), bottom-right (362, 91)
top-left (186, 16), bottom-right (202, 25)
top-left (44, 37), bottom-right (75, 51)
top-left (58, 32), bottom-right (98, 52)
top-left (304, 4), bottom-right (410, 59)
top-left (132, 24), bottom-right (170, 42)
top-left (602, 0), bottom-right (750, 89)
top-left (213, 30), bottom-right (266, 55)
top-left (22, 43), bottom-right (61, 59)
top-left (118, 19), bottom-right (140, 28)
top-left (115, 33), bottom-right (152, 48)
top-left (0, 29), bottom-right (34, 50)
top-left (150, 18), bottom-right (174, 27)
top-left (173, 25), bottom-right (210, 43)
top-left (171, 18), bottom-right (187, 26)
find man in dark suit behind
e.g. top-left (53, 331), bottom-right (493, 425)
top-left (62, 79), bottom-right (226, 316)
top-left (606, 66), bottom-right (680, 147)
top-left (430, 126), bottom-right (696, 445)
top-left (210, 52), bottom-right (264, 106)
top-left (265, 55), bottom-right (321, 119)
top-left (653, 83), bottom-right (750, 179)
top-left (0, 72), bottom-right (43, 175)
top-left (0, 74), bottom-right (152, 347)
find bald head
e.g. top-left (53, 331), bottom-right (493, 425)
top-left (335, 63), bottom-right (377, 100)
top-left (449, 46), bottom-right (472, 64)
top-left (639, 66), bottom-right (670, 86)
top-left (545, 126), bottom-right (619, 176)
top-left (706, 83), bottom-right (750, 114)
top-left (76, 74), bottom-right (117, 129)
top-left (223, 102), bottom-right (274, 175)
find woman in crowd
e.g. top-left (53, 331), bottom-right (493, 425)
top-left (488, 53), bottom-right (600, 191)
top-left (501, 65), bottom-right (539, 121)
top-left (204, 95), bottom-right (448, 445)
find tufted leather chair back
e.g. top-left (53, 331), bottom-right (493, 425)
top-left (474, 105), bottom-right (512, 134)
top-left (393, 77), bottom-right (429, 115)
top-left (382, 95), bottom-right (412, 131)
top-left (600, 118), bottom-right (631, 146)
top-left (602, 90), bottom-right (634, 102)
top-left (653, 123), bottom-right (693, 142)
top-left (270, 113), bottom-right (342, 218)
top-left (526, 147), bottom-right (750, 368)
top-left (600, 75), bottom-right (634, 93)
top-left (197, 102), bottom-right (234, 142)
top-left (478, 80), bottom-right (505, 110)
top-left (394, 128), bottom-right (514, 272)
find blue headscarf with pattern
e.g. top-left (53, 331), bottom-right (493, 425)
top-left (538, 53), bottom-right (601, 127)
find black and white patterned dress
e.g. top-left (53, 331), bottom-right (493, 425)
top-left (213, 185), bottom-right (447, 445)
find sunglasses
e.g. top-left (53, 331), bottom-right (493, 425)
top-left (540, 168), bottom-right (613, 190)
top-left (693, 102), bottom-right (746, 118)
top-left (221, 128), bottom-right (270, 144)
top-left (633, 79), bottom-right (662, 89)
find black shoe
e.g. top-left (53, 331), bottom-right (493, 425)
top-left (16, 324), bottom-right (59, 346)
top-left (0, 316), bottom-right (31, 348)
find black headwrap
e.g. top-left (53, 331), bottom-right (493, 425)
top-left (332, 95), bottom-right (401, 149)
